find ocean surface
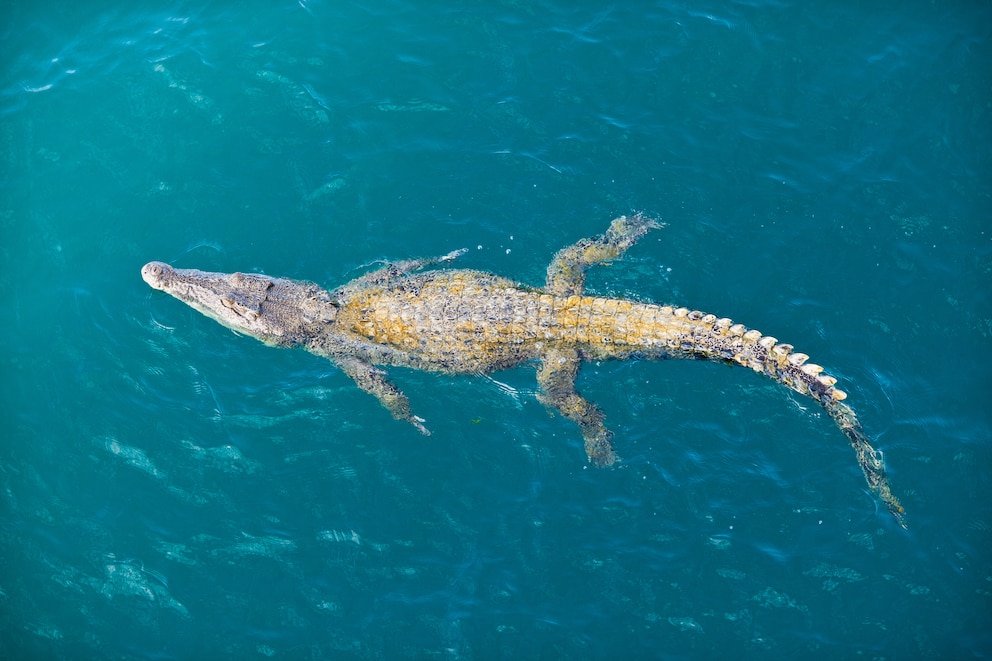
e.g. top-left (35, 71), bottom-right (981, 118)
top-left (2, 1), bottom-right (990, 658)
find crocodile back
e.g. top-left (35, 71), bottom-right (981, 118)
top-left (334, 270), bottom-right (548, 372)
top-left (335, 269), bottom-right (851, 407)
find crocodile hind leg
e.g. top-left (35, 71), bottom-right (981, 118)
top-left (545, 213), bottom-right (662, 296)
top-left (536, 348), bottom-right (616, 466)
top-left (333, 355), bottom-right (430, 435)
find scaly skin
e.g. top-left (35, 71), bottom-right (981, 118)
top-left (142, 214), bottom-right (906, 527)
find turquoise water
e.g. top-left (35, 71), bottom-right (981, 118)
top-left (2, 0), bottom-right (990, 658)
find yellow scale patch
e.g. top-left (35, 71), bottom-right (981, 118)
top-left (349, 284), bottom-right (715, 359)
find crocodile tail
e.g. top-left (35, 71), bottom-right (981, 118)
top-left (823, 397), bottom-right (907, 527)
top-left (628, 305), bottom-right (907, 527)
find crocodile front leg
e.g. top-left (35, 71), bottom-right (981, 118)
top-left (545, 213), bottom-right (661, 296)
top-left (536, 348), bottom-right (616, 466)
top-left (332, 248), bottom-right (467, 301)
top-left (333, 355), bottom-right (430, 435)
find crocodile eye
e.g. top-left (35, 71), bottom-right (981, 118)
top-left (221, 295), bottom-right (235, 308)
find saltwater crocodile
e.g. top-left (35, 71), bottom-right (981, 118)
top-left (142, 214), bottom-right (905, 526)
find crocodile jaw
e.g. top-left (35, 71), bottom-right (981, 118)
top-left (142, 261), bottom-right (277, 343)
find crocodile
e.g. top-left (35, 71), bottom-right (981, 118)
top-left (141, 214), bottom-right (906, 526)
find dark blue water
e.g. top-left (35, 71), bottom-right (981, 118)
top-left (2, 1), bottom-right (990, 658)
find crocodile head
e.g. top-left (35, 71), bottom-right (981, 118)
top-left (142, 261), bottom-right (336, 347)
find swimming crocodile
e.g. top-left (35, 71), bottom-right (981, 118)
top-left (142, 214), bottom-right (906, 526)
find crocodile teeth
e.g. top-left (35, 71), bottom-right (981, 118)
top-left (787, 352), bottom-right (810, 366)
top-left (801, 363), bottom-right (824, 376)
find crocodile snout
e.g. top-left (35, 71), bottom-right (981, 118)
top-left (141, 261), bottom-right (172, 290)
